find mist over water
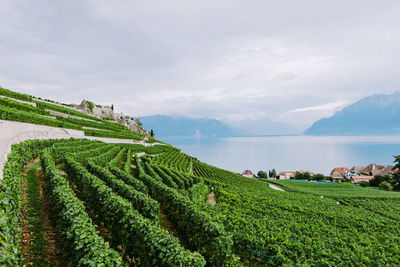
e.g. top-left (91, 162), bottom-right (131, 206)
top-left (163, 136), bottom-right (400, 175)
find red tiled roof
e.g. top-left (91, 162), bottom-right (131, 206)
top-left (331, 167), bottom-right (349, 173)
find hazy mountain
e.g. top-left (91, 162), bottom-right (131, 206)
top-left (138, 115), bottom-right (241, 138)
top-left (223, 118), bottom-right (299, 136)
top-left (305, 91), bottom-right (400, 135)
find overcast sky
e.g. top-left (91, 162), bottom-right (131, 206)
top-left (1, 0), bottom-right (400, 131)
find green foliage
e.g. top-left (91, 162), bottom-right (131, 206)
top-left (65, 155), bottom-right (205, 266)
top-left (257, 171), bottom-right (267, 178)
top-left (268, 169), bottom-right (277, 178)
top-left (40, 150), bottom-right (123, 265)
top-left (55, 115), bottom-right (127, 132)
top-left (85, 100), bottom-right (94, 112)
top-left (108, 164), bottom-right (148, 194)
top-left (152, 150), bottom-right (193, 173)
top-left (272, 180), bottom-right (400, 199)
top-left (85, 159), bottom-right (159, 221)
top-left (34, 100), bottom-right (104, 122)
top-left (0, 105), bottom-right (82, 130)
top-left (312, 173), bottom-right (325, 181)
top-left (136, 157), bottom-right (236, 266)
top-left (379, 181), bottom-right (393, 191)
top-left (392, 155), bottom-right (400, 190)
top-left (189, 183), bottom-right (209, 204)
top-left (108, 147), bottom-right (126, 167)
top-left (294, 171), bottom-right (304, 180)
top-left (0, 97), bottom-right (49, 115)
top-left (24, 162), bottom-right (47, 266)
top-left (369, 175), bottom-right (390, 187)
top-left (84, 129), bottom-right (143, 140)
top-left (191, 160), bottom-right (400, 266)
top-left (0, 140), bottom-right (57, 265)
top-left (0, 87), bottom-right (32, 101)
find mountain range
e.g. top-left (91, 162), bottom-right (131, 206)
top-left (305, 91), bottom-right (400, 135)
top-left (137, 115), bottom-right (239, 138)
top-left (139, 91), bottom-right (400, 138)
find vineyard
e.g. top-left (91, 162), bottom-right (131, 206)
top-left (0, 87), bottom-right (145, 141)
top-left (0, 88), bottom-right (400, 266)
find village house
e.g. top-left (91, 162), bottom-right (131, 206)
top-left (241, 170), bottom-right (255, 178)
top-left (351, 175), bottom-right (374, 184)
top-left (350, 166), bottom-right (364, 175)
top-left (376, 165), bottom-right (395, 176)
top-left (279, 171), bottom-right (296, 179)
top-left (330, 167), bottom-right (349, 181)
top-left (360, 164), bottom-right (385, 176)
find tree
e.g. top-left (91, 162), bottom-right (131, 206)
top-left (257, 171), bottom-right (267, 178)
top-left (294, 172), bottom-right (304, 180)
top-left (393, 155), bottom-right (400, 190)
top-left (271, 169), bottom-right (277, 178)
top-left (303, 172), bottom-right (311, 180)
top-left (111, 104), bottom-right (114, 111)
top-left (369, 175), bottom-right (390, 187)
top-left (359, 181), bottom-right (369, 187)
top-left (313, 173), bottom-right (325, 181)
top-left (150, 129), bottom-right (154, 137)
top-left (379, 181), bottom-right (393, 191)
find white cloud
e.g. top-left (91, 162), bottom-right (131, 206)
top-left (1, 0), bottom-right (400, 132)
top-left (287, 102), bottom-right (348, 113)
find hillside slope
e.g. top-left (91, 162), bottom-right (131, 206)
top-left (0, 87), bottom-right (151, 141)
top-left (305, 91), bottom-right (400, 135)
top-left (1, 87), bottom-right (399, 266)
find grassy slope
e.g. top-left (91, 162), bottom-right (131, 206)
top-left (269, 179), bottom-right (400, 199)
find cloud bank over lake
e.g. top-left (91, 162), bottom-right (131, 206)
top-left (1, 1), bottom-right (400, 131)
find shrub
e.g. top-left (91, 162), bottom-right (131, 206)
top-left (379, 181), bottom-right (393, 191)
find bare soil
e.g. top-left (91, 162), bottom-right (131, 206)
top-left (207, 192), bottom-right (217, 206)
top-left (21, 158), bottom-right (63, 266)
top-left (159, 209), bottom-right (189, 249)
top-left (21, 161), bottom-right (35, 263)
top-left (36, 166), bottom-right (64, 266)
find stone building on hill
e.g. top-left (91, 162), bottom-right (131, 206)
top-left (242, 170), bottom-right (255, 178)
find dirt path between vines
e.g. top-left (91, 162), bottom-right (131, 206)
top-left (159, 209), bottom-right (189, 249)
top-left (21, 159), bottom-right (38, 263)
top-left (21, 158), bottom-right (63, 266)
top-left (36, 166), bottom-right (63, 266)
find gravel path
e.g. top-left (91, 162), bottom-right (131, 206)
top-left (269, 183), bottom-right (285, 191)
top-left (0, 120), bottom-right (160, 180)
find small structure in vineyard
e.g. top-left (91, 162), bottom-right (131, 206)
top-left (241, 170), bottom-right (255, 178)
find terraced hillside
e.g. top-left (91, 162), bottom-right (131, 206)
top-left (1, 88), bottom-right (399, 266)
top-left (0, 87), bottom-right (149, 141)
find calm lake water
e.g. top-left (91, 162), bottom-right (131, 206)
top-left (163, 136), bottom-right (400, 175)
